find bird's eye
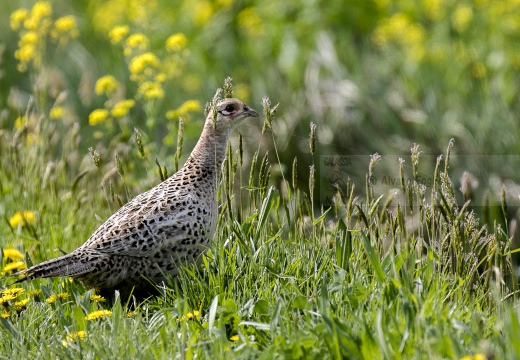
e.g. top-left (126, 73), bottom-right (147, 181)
top-left (225, 105), bottom-right (235, 112)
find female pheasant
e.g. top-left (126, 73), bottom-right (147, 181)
top-left (10, 97), bottom-right (259, 301)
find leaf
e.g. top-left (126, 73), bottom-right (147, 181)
top-left (361, 230), bottom-right (385, 283)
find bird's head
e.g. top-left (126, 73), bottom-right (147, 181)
top-left (210, 98), bottom-right (259, 133)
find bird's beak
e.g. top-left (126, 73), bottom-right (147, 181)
top-left (244, 105), bottom-right (259, 118)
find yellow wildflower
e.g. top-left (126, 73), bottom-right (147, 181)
top-left (62, 331), bottom-right (87, 347)
top-left (137, 82), bottom-right (164, 99)
top-left (459, 355), bottom-right (487, 360)
top-left (193, 1), bottom-right (213, 26)
top-left (155, 73), bottom-right (167, 83)
top-left (2, 261), bottom-right (27, 274)
top-left (111, 99), bottom-right (135, 117)
top-left (129, 52), bottom-right (160, 75)
top-left (14, 298), bottom-right (29, 311)
top-left (1, 311), bottom-right (10, 319)
top-left (452, 5), bottom-right (473, 32)
top-left (109, 25), bottom-right (130, 44)
top-left (237, 7), bottom-right (264, 37)
top-left (229, 335), bottom-right (239, 341)
top-left (9, 210), bottom-right (35, 227)
top-left (89, 109), bottom-right (110, 126)
top-left (180, 310), bottom-right (201, 321)
top-left (46, 294), bottom-right (57, 303)
top-left (28, 289), bottom-right (42, 299)
top-left (89, 294), bottom-right (106, 303)
top-left (0, 294), bottom-right (16, 305)
top-left (14, 116), bottom-right (27, 129)
top-left (51, 15), bottom-right (79, 42)
top-left (14, 45), bottom-right (36, 67)
top-left (85, 309), bottom-right (112, 320)
top-left (0, 288), bottom-right (25, 298)
top-left (166, 100), bottom-right (201, 119)
top-left (49, 106), bottom-right (64, 119)
top-left (125, 33), bottom-right (149, 50)
top-left (24, 1), bottom-right (53, 33)
top-left (3, 249), bottom-right (24, 261)
top-left (10, 9), bottom-right (29, 31)
top-left (95, 75), bottom-right (119, 96)
top-left (19, 31), bottom-right (39, 46)
top-left (166, 33), bottom-right (187, 51)
top-left (57, 293), bottom-right (70, 300)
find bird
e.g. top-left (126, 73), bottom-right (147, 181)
top-left (9, 97), bottom-right (259, 301)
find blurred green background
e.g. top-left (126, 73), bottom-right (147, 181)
top-left (1, 0), bottom-right (519, 231)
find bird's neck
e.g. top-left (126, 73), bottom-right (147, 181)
top-left (185, 120), bottom-right (230, 174)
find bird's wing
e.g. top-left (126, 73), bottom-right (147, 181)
top-left (81, 187), bottom-right (201, 257)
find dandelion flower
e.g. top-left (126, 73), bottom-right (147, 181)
top-left (51, 15), bottom-right (79, 40)
top-left (46, 294), bottom-right (57, 303)
top-left (85, 309), bottom-right (112, 320)
top-left (129, 52), bottom-right (160, 75)
top-left (14, 298), bottom-right (29, 311)
top-left (95, 75), bottom-right (119, 96)
top-left (57, 293), bottom-right (70, 300)
top-left (0, 294), bottom-right (17, 305)
top-left (165, 33), bottom-right (187, 51)
top-left (49, 106), bottom-right (65, 119)
top-left (62, 331), bottom-right (87, 347)
top-left (0, 288), bottom-right (25, 298)
top-left (89, 294), bottom-right (106, 303)
top-left (166, 100), bottom-right (201, 119)
top-left (109, 25), bottom-right (130, 44)
top-left (89, 109), bottom-right (110, 126)
top-left (2, 261), bottom-right (27, 273)
top-left (3, 249), bottom-right (24, 261)
top-left (111, 99), bottom-right (135, 117)
top-left (230, 335), bottom-right (239, 341)
top-left (9, 210), bottom-right (36, 227)
top-left (1, 311), bottom-right (10, 319)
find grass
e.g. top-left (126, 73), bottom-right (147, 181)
top-left (0, 83), bottom-right (519, 359)
top-left (1, 1), bottom-right (520, 359)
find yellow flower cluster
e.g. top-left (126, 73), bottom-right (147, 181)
top-left (111, 99), bottom-right (135, 117)
top-left (62, 331), bottom-right (87, 347)
top-left (460, 354), bottom-right (487, 360)
top-left (49, 106), bottom-right (65, 119)
top-left (180, 310), bottom-right (201, 321)
top-left (372, 13), bottom-right (425, 62)
top-left (193, 1), bottom-right (214, 26)
top-left (137, 82), bottom-right (164, 99)
top-left (89, 109), bottom-right (110, 126)
top-left (166, 33), bottom-right (187, 52)
top-left (452, 5), bottom-right (473, 33)
top-left (89, 294), bottom-right (106, 303)
top-left (166, 100), bottom-right (202, 119)
top-left (95, 75), bottom-right (119, 96)
top-left (9, 210), bottom-right (35, 227)
top-left (10, 2), bottom-right (79, 72)
top-left (129, 52), bottom-right (160, 79)
top-left (85, 309), bottom-right (112, 320)
top-left (3, 249), bottom-right (24, 261)
top-left (2, 262), bottom-right (27, 274)
top-left (109, 25), bottom-right (130, 45)
top-left (0, 288), bottom-right (29, 315)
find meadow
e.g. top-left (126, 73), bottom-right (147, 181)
top-left (1, 0), bottom-right (520, 359)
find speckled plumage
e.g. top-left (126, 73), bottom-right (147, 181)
top-left (11, 98), bottom-right (259, 300)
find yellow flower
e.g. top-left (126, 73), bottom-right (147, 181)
top-left (28, 289), bottom-right (42, 298)
top-left (49, 106), bottom-right (64, 119)
top-left (129, 52), bottom-right (160, 75)
top-left (1, 311), bottom-right (10, 319)
top-left (30, 2), bottom-right (52, 19)
top-left (229, 335), bottom-right (239, 341)
top-left (0, 288), bottom-right (25, 298)
top-left (0, 294), bottom-right (16, 305)
top-left (2, 261), bottom-right (27, 274)
top-left (155, 73), bottom-right (167, 83)
top-left (193, 1), bottom-right (213, 26)
top-left (109, 25), bottom-right (130, 44)
top-left (166, 33), bottom-right (187, 51)
top-left (125, 33), bottom-right (149, 50)
top-left (46, 294), bottom-right (57, 303)
top-left (452, 5), bottom-right (473, 32)
top-left (89, 294), bottom-right (106, 303)
top-left (166, 100), bottom-right (201, 119)
top-left (180, 310), bottom-right (201, 321)
top-left (237, 7), bottom-right (264, 37)
top-left (10, 9), bottom-right (29, 31)
top-left (62, 331), bottom-right (87, 347)
top-left (51, 15), bottom-right (79, 42)
top-left (57, 293), bottom-right (70, 300)
top-left (111, 99), bottom-right (135, 117)
top-left (3, 249), bottom-right (24, 261)
top-left (24, 2), bottom-right (53, 32)
top-left (89, 109), bottom-right (110, 126)
top-left (85, 309), bottom-right (112, 320)
top-left (9, 210), bottom-right (35, 227)
top-left (137, 82), bottom-right (164, 99)
top-left (14, 116), bottom-right (27, 129)
top-left (19, 31), bottom-right (39, 46)
top-left (14, 298), bottom-right (29, 311)
top-left (95, 75), bottom-right (119, 96)
top-left (459, 355), bottom-right (487, 360)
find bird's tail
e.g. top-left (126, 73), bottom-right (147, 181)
top-left (8, 252), bottom-right (93, 285)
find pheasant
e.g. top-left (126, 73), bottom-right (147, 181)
top-left (9, 97), bottom-right (259, 301)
